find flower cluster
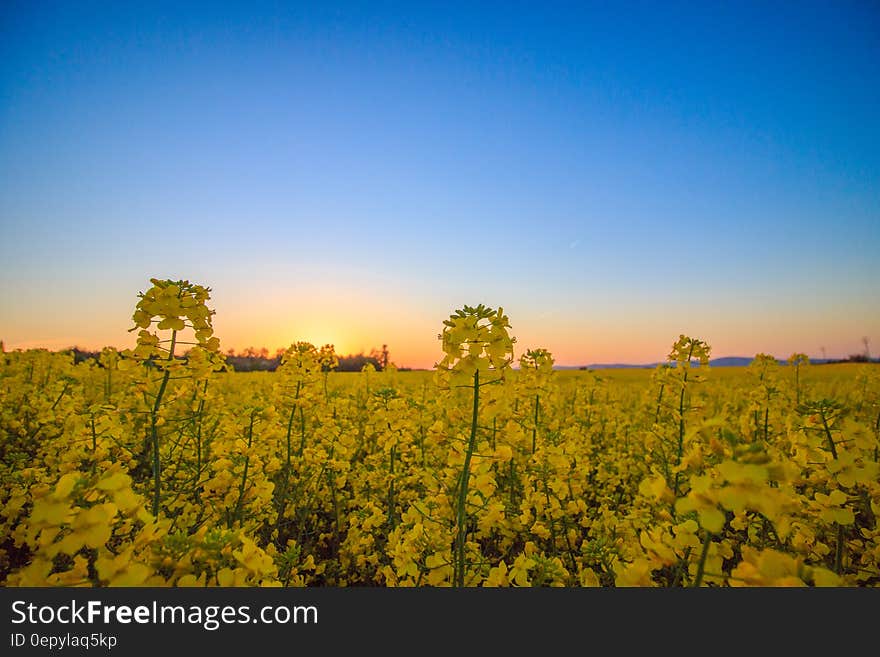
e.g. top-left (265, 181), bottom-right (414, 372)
top-left (435, 304), bottom-right (515, 387)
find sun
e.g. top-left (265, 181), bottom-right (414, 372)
top-left (265, 322), bottom-right (354, 356)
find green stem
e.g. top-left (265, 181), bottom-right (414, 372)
top-left (672, 345), bottom-right (694, 500)
top-left (285, 382), bottom-right (302, 470)
top-left (387, 444), bottom-right (396, 531)
top-left (150, 329), bottom-right (176, 516)
top-left (509, 459), bottom-right (516, 508)
top-left (835, 523), bottom-right (844, 575)
top-left (328, 466), bottom-right (340, 555)
top-left (297, 405), bottom-right (307, 457)
top-left (275, 382), bottom-right (302, 538)
top-left (654, 383), bottom-right (665, 424)
top-left (51, 380), bottom-right (71, 410)
top-left (194, 379), bottom-right (208, 503)
top-left (763, 403), bottom-right (769, 442)
top-left (692, 535), bottom-right (712, 587)
top-left (231, 411), bottom-right (255, 527)
top-left (531, 394), bottom-right (540, 454)
top-left (820, 411), bottom-right (838, 460)
top-left (671, 547), bottom-right (692, 587)
top-left (454, 368), bottom-right (480, 588)
top-left (89, 415), bottom-right (97, 474)
top-left (542, 474), bottom-right (557, 556)
top-left (106, 364), bottom-right (112, 402)
top-left (819, 410), bottom-right (845, 574)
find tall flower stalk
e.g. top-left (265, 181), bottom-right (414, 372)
top-left (119, 278), bottom-right (222, 516)
top-left (435, 304), bottom-right (515, 587)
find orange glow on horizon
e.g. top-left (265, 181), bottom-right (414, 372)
top-left (2, 287), bottom-right (875, 369)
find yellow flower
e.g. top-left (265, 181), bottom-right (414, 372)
top-left (484, 561), bottom-right (509, 587)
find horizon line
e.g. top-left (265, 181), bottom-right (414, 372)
top-left (2, 342), bottom-right (875, 370)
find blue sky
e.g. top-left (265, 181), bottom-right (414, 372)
top-left (1, 1), bottom-right (878, 367)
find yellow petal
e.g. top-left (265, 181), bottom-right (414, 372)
top-left (698, 507), bottom-right (726, 534)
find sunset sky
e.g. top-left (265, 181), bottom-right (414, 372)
top-left (1, 2), bottom-right (878, 369)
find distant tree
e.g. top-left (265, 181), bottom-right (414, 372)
top-left (70, 346), bottom-right (100, 364)
top-left (365, 344), bottom-right (390, 370)
top-left (223, 345), bottom-right (279, 371)
top-left (337, 349), bottom-right (384, 372)
top-left (215, 344), bottom-right (396, 372)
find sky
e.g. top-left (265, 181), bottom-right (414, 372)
top-left (1, 1), bottom-right (878, 369)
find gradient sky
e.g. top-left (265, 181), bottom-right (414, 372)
top-left (1, 1), bottom-right (878, 369)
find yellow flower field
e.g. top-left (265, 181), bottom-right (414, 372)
top-left (1, 280), bottom-right (878, 587)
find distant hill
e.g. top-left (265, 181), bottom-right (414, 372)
top-left (708, 357), bottom-right (760, 367)
top-left (559, 356), bottom-right (841, 370)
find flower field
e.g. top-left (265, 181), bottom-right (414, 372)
top-left (1, 280), bottom-right (878, 587)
